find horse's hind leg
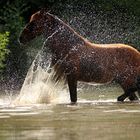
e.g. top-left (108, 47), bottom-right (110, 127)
top-left (117, 88), bottom-right (138, 102)
top-left (136, 75), bottom-right (140, 97)
top-left (117, 94), bottom-right (127, 102)
top-left (117, 76), bottom-right (138, 102)
top-left (137, 90), bottom-right (140, 97)
top-left (128, 93), bottom-right (139, 101)
top-left (128, 74), bottom-right (140, 101)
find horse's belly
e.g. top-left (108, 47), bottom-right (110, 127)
top-left (79, 60), bottom-right (114, 83)
top-left (78, 71), bottom-right (113, 83)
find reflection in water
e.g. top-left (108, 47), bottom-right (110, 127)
top-left (0, 85), bottom-right (140, 140)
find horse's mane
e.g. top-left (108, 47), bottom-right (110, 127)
top-left (47, 12), bottom-right (88, 43)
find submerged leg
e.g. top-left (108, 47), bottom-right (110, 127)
top-left (67, 75), bottom-right (77, 103)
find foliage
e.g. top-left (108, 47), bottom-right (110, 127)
top-left (0, 0), bottom-right (29, 78)
top-left (0, 32), bottom-right (10, 71)
top-left (0, 0), bottom-right (29, 39)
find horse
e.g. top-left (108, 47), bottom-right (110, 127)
top-left (19, 9), bottom-right (140, 103)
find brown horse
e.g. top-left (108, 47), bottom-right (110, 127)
top-left (19, 9), bottom-right (140, 103)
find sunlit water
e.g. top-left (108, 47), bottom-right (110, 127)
top-left (0, 85), bottom-right (140, 140)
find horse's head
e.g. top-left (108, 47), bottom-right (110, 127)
top-left (19, 9), bottom-right (58, 44)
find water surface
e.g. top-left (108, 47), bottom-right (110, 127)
top-left (0, 84), bottom-right (140, 140)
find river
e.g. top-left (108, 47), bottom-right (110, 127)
top-left (0, 84), bottom-right (140, 140)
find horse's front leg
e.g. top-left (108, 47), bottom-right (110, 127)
top-left (67, 75), bottom-right (77, 104)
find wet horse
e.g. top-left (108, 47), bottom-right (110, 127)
top-left (19, 9), bottom-right (140, 103)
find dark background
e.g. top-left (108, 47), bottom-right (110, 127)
top-left (0, 0), bottom-right (140, 90)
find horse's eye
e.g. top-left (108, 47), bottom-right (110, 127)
top-left (28, 22), bottom-right (35, 32)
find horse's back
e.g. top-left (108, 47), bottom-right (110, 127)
top-left (76, 42), bottom-right (140, 83)
top-left (88, 43), bottom-right (140, 66)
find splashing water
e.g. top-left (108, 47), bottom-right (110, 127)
top-left (13, 49), bottom-right (69, 105)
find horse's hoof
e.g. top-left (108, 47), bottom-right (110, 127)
top-left (129, 96), bottom-right (139, 101)
top-left (117, 96), bottom-right (124, 102)
top-left (70, 102), bottom-right (77, 105)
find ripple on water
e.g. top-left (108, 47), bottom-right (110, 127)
top-left (1, 96), bottom-right (140, 118)
top-left (104, 109), bottom-right (140, 113)
top-left (0, 98), bottom-right (57, 118)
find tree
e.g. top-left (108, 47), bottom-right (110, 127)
top-left (0, 32), bottom-right (10, 72)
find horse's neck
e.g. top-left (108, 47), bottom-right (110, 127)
top-left (44, 19), bottom-right (87, 59)
top-left (54, 23), bottom-right (85, 46)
